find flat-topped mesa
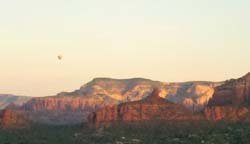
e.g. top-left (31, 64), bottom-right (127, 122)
top-left (88, 89), bottom-right (201, 125)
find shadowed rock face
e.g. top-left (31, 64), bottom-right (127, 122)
top-left (22, 97), bottom-right (117, 124)
top-left (204, 106), bottom-right (249, 122)
top-left (88, 89), bottom-right (201, 124)
top-left (0, 109), bottom-right (28, 129)
top-left (208, 73), bottom-right (250, 106)
top-left (23, 97), bottom-right (115, 111)
top-left (205, 73), bottom-right (250, 122)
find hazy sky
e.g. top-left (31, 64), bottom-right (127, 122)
top-left (0, 0), bottom-right (250, 96)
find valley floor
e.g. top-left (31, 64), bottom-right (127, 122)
top-left (0, 122), bottom-right (250, 144)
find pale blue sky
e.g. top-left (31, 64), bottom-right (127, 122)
top-left (0, 0), bottom-right (249, 96)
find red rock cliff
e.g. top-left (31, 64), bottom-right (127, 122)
top-left (204, 73), bottom-right (250, 121)
top-left (0, 109), bottom-right (28, 128)
top-left (21, 96), bottom-right (117, 124)
top-left (19, 78), bottom-right (217, 124)
top-left (23, 97), bottom-right (113, 111)
top-left (89, 89), bottom-right (201, 124)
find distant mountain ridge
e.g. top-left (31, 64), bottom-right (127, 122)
top-left (57, 78), bottom-right (220, 105)
top-left (3, 73), bottom-right (250, 126)
top-left (0, 94), bottom-right (31, 109)
top-left (21, 78), bottom-right (220, 124)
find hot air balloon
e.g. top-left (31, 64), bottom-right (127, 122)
top-left (58, 55), bottom-right (63, 60)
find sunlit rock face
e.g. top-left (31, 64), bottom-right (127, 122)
top-left (88, 89), bottom-right (201, 124)
top-left (205, 73), bottom-right (250, 122)
top-left (74, 78), bottom-right (219, 112)
top-left (20, 78), bottom-right (218, 124)
top-left (76, 78), bottom-right (165, 102)
top-left (166, 82), bottom-right (218, 112)
top-left (0, 109), bottom-right (28, 129)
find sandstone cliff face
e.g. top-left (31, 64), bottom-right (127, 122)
top-left (166, 82), bottom-right (218, 111)
top-left (20, 78), bottom-right (218, 124)
top-left (88, 89), bottom-right (201, 124)
top-left (23, 97), bottom-right (116, 111)
top-left (60, 78), bottom-right (218, 111)
top-left (22, 96), bottom-right (117, 124)
top-left (0, 109), bottom-right (28, 128)
top-left (208, 73), bottom-right (250, 106)
top-left (205, 106), bottom-right (249, 122)
top-left (205, 73), bottom-right (250, 121)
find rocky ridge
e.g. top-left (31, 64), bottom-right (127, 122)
top-left (88, 89), bottom-right (201, 125)
top-left (20, 78), bottom-right (218, 124)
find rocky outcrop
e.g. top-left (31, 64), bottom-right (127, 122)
top-left (205, 73), bottom-right (250, 121)
top-left (88, 89), bottom-right (201, 124)
top-left (0, 109), bottom-right (28, 128)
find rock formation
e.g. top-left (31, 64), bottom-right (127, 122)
top-left (22, 96), bottom-right (117, 124)
top-left (0, 94), bottom-right (31, 109)
top-left (19, 78), bottom-right (218, 124)
top-left (88, 89), bottom-right (201, 125)
top-left (208, 73), bottom-right (250, 106)
top-left (0, 109), bottom-right (28, 128)
top-left (57, 78), bottom-right (218, 111)
top-left (166, 82), bottom-right (219, 111)
top-left (205, 106), bottom-right (249, 121)
top-left (205, 73), bottom-right (250, 121)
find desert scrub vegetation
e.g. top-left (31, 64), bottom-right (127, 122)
top-left (0, 122), bottom-right (249, 144)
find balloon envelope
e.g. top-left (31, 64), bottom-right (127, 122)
top-left (58, 55), bottom-right (63, 60)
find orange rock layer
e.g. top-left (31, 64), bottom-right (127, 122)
top-left (0, 109), bottom-right (28, 128)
